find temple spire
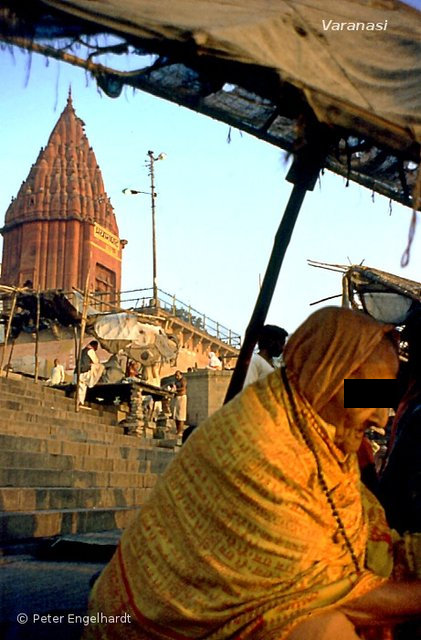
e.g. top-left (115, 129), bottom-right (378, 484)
top-left (0, 95), bottom-right (123, 292)
top-left (3, 94), bottom-right (118, 232)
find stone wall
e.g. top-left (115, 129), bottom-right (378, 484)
top-left (185, 369), bottom-right (233, 427)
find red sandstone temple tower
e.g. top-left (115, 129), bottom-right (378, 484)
top-left (0, 92), bottom-right (123, 300)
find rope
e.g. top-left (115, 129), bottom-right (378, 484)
top-left (401, 210), bottom-right (417, 268)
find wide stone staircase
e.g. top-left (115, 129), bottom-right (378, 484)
top-left (0, 374), bottom-right (178, 546)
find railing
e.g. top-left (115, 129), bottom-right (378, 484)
top-left (0, 285), bottom-right (242, 349)
top-left (93, 287), bottom-right (242, 348)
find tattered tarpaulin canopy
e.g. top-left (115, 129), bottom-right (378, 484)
top-left (0, 286), bottom-right (175, 342)
top-left (91, 312), bottom-right (178, 366)
top-left (309, 261), bottom-right (421, 365)
top-left (309, 261), bottom-right (421, 324)
top-left (0, 286), bottom-right (83, 331)
top-left (1, 0), bottom-right (420, 396)
top-left (0, 288), bottom-right (178, 379)
top-left (0, 0), bottom-right (420, 208)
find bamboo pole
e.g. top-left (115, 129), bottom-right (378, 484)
top-left (309, 293), bottom-right (342, 306)
top-left (75, 270), bottom-right (91, 412)
top-left (5, 339), bottom-right (16, 379)
top-left (0, 291), bottom-right (18, 373)
top-left (73, 324), bottom-right (78, 387)
top-left (34, 287), bottom-right (41, 383)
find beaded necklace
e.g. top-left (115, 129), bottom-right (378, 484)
top-left (281, 366), bottom-right (361, 574)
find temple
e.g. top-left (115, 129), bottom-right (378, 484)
top-left (0, 92), bottom-right (240, 379)
top-left (0, 91), bottom-right (123, 300)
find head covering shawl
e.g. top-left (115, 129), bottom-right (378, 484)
top-left (283, 306), bottom-right (395, 412)
top-left (83, 306), bottom-right (398, 640)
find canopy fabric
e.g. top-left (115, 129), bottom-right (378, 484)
top-left (41, 0), bottom-right (421, 146)
top-left (309, 261), bottom-right (421, 301)
top-left (346, 265), bottom-right (421, 301)
top-left (308, 260), bottom-right (421, 326)
top-left (92, 312), bottom-right (179, 365)
top-left (1, 0), bottom-right (420, 208)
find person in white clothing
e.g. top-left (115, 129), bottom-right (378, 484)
top-left (76, 340), bottom-right (105, 405)
top-left (243, 324), bottom-right (288, 387)
top-left (207, 351), bottom-right (222, 370)
top-left (45, 358), bottom-right (65, 386)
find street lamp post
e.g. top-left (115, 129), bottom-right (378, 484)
top-left (123, 149), bottom-right (166, 308)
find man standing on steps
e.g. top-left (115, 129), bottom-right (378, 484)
top-left (243, 324), bottom-right (288, 388)
top-left (77, 340), bottom-right (105, 406)
top-left (173, 370), bottom-right (187, 437)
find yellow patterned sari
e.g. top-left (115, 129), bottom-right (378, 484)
top-left (85, 392), bottom-right (391, 635)
top-left (83, 308), bottom-right (405, 640)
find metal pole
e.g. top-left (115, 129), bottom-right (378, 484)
top-left (148, 151), bottom-right (158, 306)
top-left (224, 128), bottom-right (330, 402)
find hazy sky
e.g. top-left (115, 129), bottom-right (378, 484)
top-left (0, 41), bottom-right (420, 338)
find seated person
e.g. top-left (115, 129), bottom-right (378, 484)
top-left (100, 354), bottom-right (125, 384)
top-left (45, 358), bottom-right (65, 386)
top-left (83, 308), bottom-right (421, 640)
top-left (207, 351), bottom-right (222, 370)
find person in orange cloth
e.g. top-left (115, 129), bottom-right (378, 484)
top-left (83, 307), bottom-right (421, 640)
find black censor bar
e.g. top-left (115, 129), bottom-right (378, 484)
top-left (344, 380), bottom-right (399, 409)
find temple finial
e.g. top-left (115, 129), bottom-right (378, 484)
top-left (67, 85), bottom-right (72, 105)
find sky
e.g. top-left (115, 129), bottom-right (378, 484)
top-left (0, 40), bottom-right (420, 340)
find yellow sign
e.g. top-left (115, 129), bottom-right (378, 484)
top-left (93, 223), bottom-right (120, 258)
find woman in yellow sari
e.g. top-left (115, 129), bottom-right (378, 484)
top-left (83, 307), bottom-right (421, 640)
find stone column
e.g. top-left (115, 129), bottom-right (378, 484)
top-left (124, 383), bottom-right (148, 437)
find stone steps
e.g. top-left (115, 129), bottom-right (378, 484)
top-left (0, 431), bottom-right (176, 459)
top-left (0, 399), bottom-right (117, 427)
top-left (0, 506), bottom-right (140, 541)
top-left (0, 418), bottom-right (124, 442)
top-left (0, 449), bottom-right (159, 473)
top-left (0, 378), bottom-right (117, 423)
top-left (0, 466), bottom-right (158, 489)
top-left (0, 376), bottom-right (177, 544)
top-left (0, 444), bottom-right (169, 480)
top-left (0, 486), bottom-right (149, 511)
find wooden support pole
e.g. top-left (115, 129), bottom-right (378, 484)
top-left (5, 339), bottom-right (16, 379)
top-left (34, 287), bottom-right (41, 383)
top-left (0, 291), bottom-right (18, 373)
top-left (75, 270), bottom-right (90, 412)
top-left (73, 325), bottom-right (78, 376)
